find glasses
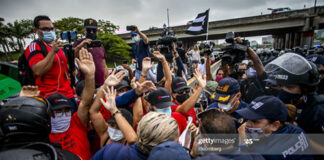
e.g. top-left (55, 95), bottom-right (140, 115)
top-left (175, 88), bottom-right (190, 94)
top-left (38, 27), bottom-right (55, 32)
top-left (86, 28), bottom-right (97, 33)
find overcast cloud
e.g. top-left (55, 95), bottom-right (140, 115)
top-left (1, 0), bottom-right (324, 41)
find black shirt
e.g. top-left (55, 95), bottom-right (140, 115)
top-left (176, 48), bottom-right (187, 63)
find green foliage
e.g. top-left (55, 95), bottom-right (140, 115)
top-left (97, 19), bottom-right (119, 34)
top-left (97, 33), bottom-right (131, 63)
top-left (53, 17), bottom-right (84, 37)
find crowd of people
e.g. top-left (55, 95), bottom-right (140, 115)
top-left (0, 15), bottom-right (324, 160)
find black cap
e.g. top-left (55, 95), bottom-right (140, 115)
top-left (171, 77), bottom-right (189, 93)
top-left (47, 93), bottom-right (71, 110)
top-left (107, 108), bottom-right (133, 125)
top-left (145, 87), bottom-right (174, 109)
top-left (84, 18), bottom-right (97, 29)
top-left (212, 77), bottom-right (240, 103)
top-left (115, 80), bottom-right (131, 91)
top-left (236, 96), bottom-right (288, 121)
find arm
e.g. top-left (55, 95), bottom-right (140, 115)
top-left (31, 39), bottom-right (62, 76)
top-left (153, 51), bottom-right (172, 94)
top-left (132, 98), bottom-right (143, 128)
top-left (102, 60), bottom-right (109, 79)
top-left (206, 55), bottom-right (213, 81)
top-left (100, 86), bottom-right (137, 145)
top-left (134, 25), bottom-right (148, 45)
top-left (73, 39), bottom-right (91, 58)
top-left (122, 64), bottom-right (134, 82)
top-left (175, 69), bottom-right (206, 114)
top-left (76, 48), bottom-right (96, 126)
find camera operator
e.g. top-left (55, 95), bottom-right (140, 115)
top-left (129, 25), bottom-right (150, 80)
top-left (176, 41), bottom-right (189, 75)
top-left (73, 18), bottom-right (109, 87)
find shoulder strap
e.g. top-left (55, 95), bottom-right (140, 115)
top-left (27, 40), bottom-right (48, 61)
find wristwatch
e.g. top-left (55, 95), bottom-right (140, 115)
top-left (112, 110), bottom-right (121, 117)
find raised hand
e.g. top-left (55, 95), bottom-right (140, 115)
top-left (152, 51), bottom-right (166, 62)
top-left (19, 85), bottom-right (40, 97)
top-left (75, 48), bottom-right (95, 76)
top-left (135, 81), bottom-right (156, 95)
top-left (104, 69), bottom-right (125, 87)
top-left (193, 69), bottom-right (206, 89)
top-left (51, 38), bottom-right (63, 53)
top-left (142, 57), bottom-right (154, 72)
top-left (100, 86), bottom-right (118, 113)
top-left (130, 77), bottom-right (137, 89)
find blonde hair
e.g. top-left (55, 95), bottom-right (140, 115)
top-left (136, 112), bottom-right (179, 155)
top-left (194, 44), bottom-right (200, 52)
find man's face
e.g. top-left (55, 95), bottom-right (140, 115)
top-left (282, 84), bottom-right (302, 94)
top-left (238, 64), bottom-right (247, 72)
top-left (217, 70), bottom-right (224, 77)
top-left (51, 107), bottom-right (71, 118)
top-left (36, 20), bottom-right (54, 39)
top-left (172, 88), bottom-right (190, 103)
top-left (117, 87), bottom-right (129, 95)
top-left (246, 119), bottom-right (278, 134)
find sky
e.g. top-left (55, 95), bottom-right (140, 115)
top-left (1, 0), bottom-right (324, 43)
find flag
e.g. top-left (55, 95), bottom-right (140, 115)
top-left (186, 9), bottom-right (209, 35)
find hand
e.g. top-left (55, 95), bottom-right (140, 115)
top-left (193, 69), bottom-right (206, 89)
top-left (100, 86), bottom-right (118, 113)
top-left (19, 85), bottom-right (40, 97)
top-left (152, 51), bottom-right (166, 62)
top-left (135, 81), bottom-right (156, 95)
top-left (189, 123), bottom-right (198, 133)
top-left (51, 38), bottom-right (63, 53)
top-left (235, 37), bottom-right (243, 44)
top-left (142, 57), bottom-right (153, 73)
top-left (104, 69), bottom-right (125, 87)
top-left (75, 48), bottom-right (95, 76)
top-left (79, 38), bottom-right (92, 48)
top-left (132, 25), bottom-right (139, 33)
top-left (130, 77), bottom-right (137, 89)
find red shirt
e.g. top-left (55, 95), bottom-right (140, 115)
top-left (25, 41), bottom-right (73, 98)
top-left (49, 113), bottom-right (91, 160)
top-left (171, 101), bottom-right (197, 123)
top-left (171, 112), bottom-right (187, 134)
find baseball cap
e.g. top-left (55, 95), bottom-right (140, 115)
top-left (236, 95), bottom-right (288, 121)
top-left (147, 141), bottom-right (191, 160)
top-left (213, 77), bottom-right (240, 104)
top-left (130, 31), bottom-right (137, 36)
top-left (171, 77), bottom-right (189, 93)
top-left (107, 108), bottom-right (133, 125)
top-left (47, 93), bottom-right (71, 110)
top-left (204, 81), bottom-right (218, 96)
top-left (115, 80), bottom-right (131, 91)
top-left (84, 18), bottom-right (97, 29)
top-left (145, 87), bottom-right (174, 109)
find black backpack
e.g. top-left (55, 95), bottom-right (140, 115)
top-left (18, 40), bottom-right (48, 86)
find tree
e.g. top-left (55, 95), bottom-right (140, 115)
top-left (7, 19), bottom-right (34, 54)
top-left (53, 17), bottom-right (84, 38)
top-left (97, 19), bottom-right (119, 35)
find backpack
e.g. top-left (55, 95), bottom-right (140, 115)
top-left (18, 40), bottom-right (48, 86)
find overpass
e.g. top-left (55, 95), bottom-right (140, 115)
top-left (118, 6), bottom-right (324, 49)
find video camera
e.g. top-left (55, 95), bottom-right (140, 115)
top-left (60, 31), bottom-right (77, 87)
top-left (156, 29), bottom-right (177, 63)
top-left (199, 41), bottom-right (215, 56)
top-left (222, 32), bottom-right (249, 66)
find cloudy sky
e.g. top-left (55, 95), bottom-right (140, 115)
top-left (1, 0), bottom-right (324, 42)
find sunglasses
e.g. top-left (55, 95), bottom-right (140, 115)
top-left (86, 28), bottom-right (97, 33)
top-left (175, 88), bottom-right (190, 94)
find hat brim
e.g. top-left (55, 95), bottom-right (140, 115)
top-left (264, 78), bottom-right (278, 86)
top-left (156, 101), bottom-right (175, 109)
top-left (173, 86), bottom-right (190, 93)
top-left (236, 107), bottom-right (265, 120)
top-left (116, 85), bottom-right (131, 91)
top-left (213, 93), bottom-right (233, 104)
top-left (52, 104), bottom-right (71, 110)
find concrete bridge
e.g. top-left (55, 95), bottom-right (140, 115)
top-left (118, 6), bottom-right (324, 49)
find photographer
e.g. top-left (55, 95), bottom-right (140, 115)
top-left (73, 18), bottom-right (109, 87)
top-left (129, 25), bottom-right (150, 80)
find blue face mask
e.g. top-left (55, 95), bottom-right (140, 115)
top-left (42, 31), bottom-right (56, 43)
top-left (132, 36), bottom-right (139, 43)
top-left (156, 107), bottom-right (172, 116)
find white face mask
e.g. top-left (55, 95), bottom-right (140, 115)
top-left (218, 95), bottom-right (237, 111)
top-left (118, 92), bottom-right (126, 97)
top-left (156, 107), bottom-right (172, 116)
top-left (245, 126), bottom-right (270, 139)
top-left (108, 127), bottom-right (124, 141)
top-left (132, 36), bottom-right (139, 43)
top-left (51, 111), bottom-right (72, 133)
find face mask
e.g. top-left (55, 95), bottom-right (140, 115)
top-left (132, 36), bottom-right (139, 43)
top-left (246, 68), bottom-right (257, 79)
top-left (245, 126), bottom-right (271, 139)
top-left (277, 89), bottom-right (302, 104)
top-left (108, 127), bottom-right (124, 141)
top-left (218, 95), bottom-right (237, 112)
top-left (176, 93), bottom-right (189, 104)
top-left (118, 92), bottom-right (126, 97)
top-left (50, 111), bottom-right (72, 133)
top-left (42, 31), bottom-right (56, 43)
top-left (86, 32), bottom-right (97, 40)
top-left (216, 75), bottom-right (223, 82)
top-left (156, 107), bottom-right (172, 116)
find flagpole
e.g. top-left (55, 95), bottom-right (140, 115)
top-left (206, 8), bottom-right (210, 41)
top-left (167, 8), bottom-right (170, 29)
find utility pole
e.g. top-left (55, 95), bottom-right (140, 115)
top-left (167, 8), bottom-right (170, 29)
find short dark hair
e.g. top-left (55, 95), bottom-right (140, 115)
top-left (33, 15), bottom-right (51, 28)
